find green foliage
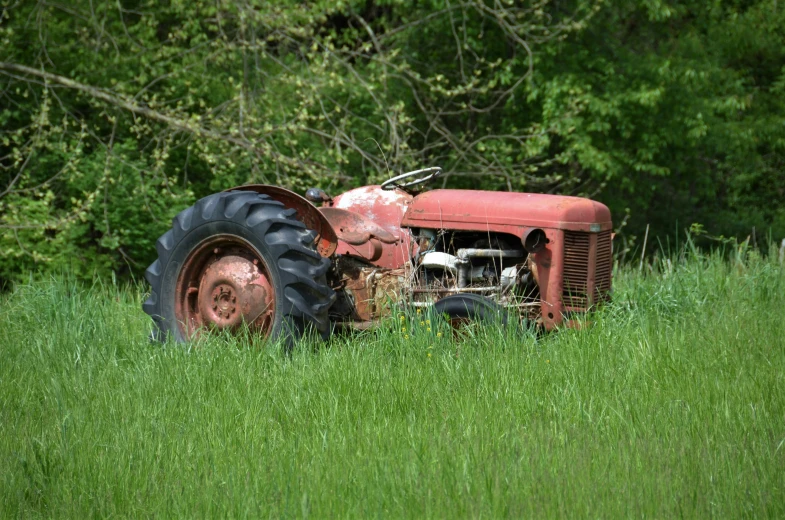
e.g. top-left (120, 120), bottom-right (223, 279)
top-left (545, 0), bottom-right (785, 241)
top-left (1, 254), bottom-right (784, 516)
top-left (1, 0), bottom-right (784, 281)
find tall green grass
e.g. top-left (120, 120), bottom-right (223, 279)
top-left (1, 250), bottom-right (784, 517)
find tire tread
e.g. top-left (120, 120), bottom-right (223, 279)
top-left (143, 190), bottom-right (335, 343)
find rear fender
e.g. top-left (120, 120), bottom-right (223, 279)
top-left (223, 184), bottom-right (338, 257)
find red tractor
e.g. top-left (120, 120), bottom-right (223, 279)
top-left (143, 167), bottom-right (613, 343)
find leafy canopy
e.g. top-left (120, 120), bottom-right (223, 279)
top-left (1, 0), bottom-right (783, 281)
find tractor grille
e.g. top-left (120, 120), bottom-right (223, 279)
top-left (595, 231), bottom-right (613, 302)
top-left (562, 230), bottom-right (612, 309)
top-left (563, 231), bottom-right (590, 307)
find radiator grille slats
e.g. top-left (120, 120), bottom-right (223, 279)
top-left (563, 231), bottom-right (590, 308)
top-left (563, 230), bottom-right (612, 309)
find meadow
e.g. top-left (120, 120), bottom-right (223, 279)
top-left (1, 247), bottom-right (784, 518)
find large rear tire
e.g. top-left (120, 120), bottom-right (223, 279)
top-left (142, 191), bottom-right (335, 346)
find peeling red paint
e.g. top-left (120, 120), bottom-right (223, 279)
top-left (325, 186), bottom-right (417, 269)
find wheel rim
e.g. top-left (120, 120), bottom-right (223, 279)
top-left (174, 235), bottom-right (275, 339)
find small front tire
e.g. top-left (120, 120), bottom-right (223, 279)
top-left (432, 294), bottom-right (508, 328)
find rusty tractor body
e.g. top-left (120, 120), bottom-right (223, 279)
top-left (143, 168), bottom-right (612, 343)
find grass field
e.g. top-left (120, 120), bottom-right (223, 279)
top-left (2, 248), bottom-right (784, 517)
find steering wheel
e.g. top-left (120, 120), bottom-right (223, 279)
top-left (380, 166), bottom-right (442, 191)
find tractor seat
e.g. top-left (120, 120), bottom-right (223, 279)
top-left (319, 207), bottom-right (398, 246)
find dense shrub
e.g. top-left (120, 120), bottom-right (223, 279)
top-left (1, 0), bottom-right (783, 282)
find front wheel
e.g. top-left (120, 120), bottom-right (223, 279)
top-left (143, 191), bottom-right (335, 345)
top-left (432, 294), bottom-right (508, 328)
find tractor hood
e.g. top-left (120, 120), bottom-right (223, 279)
top-left (401, 189), bottom-right (612, 232)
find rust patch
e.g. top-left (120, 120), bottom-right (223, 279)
top-left (329, 186), bottom-right (416, 269)
top-left (175, 235), bottom-right (275, 338)
top-left (338, 262), bottom-right (408, 322)
top-left (320, 207), bottom-right (398, 245)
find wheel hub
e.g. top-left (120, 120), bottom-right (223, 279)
top-left (175, 236), bottom-right (277, 338)
top-left (196, 254), bottom-right (274, 330)
top-left (210, 284), bottom-right (237, 320)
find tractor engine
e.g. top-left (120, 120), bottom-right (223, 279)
top-left (408, 230), bottom-right (540, 319)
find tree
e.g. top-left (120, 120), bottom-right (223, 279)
top-left (1, 0), bottom-right (783, 283)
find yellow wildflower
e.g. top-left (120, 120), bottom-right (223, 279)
top-left (416, 309), bottom-right (422, 314)
top-left (427, 327), bottom-right (432, 332)
top-left (427, 352), bottom-right (432, 358)
top-left (437, 332), bottom-right (443, 338)
top-left (404, 335), bottom-right (410, 340)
